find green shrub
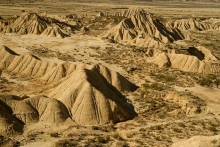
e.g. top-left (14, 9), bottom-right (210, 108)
top-left (92, 126), bottom-right (99, 130)
top-left (178, 123), bottom-right (186, 128)
top-left (97, 137), bottom-right (109, 144)
top-left (112, 133), bottom-right (122, 140)
top-left (208, 126), bottom-right (218, 132)
top-left (139, 128), bottom-right (146, 132)
top-left (55, 140), bottom-right (78, 147)
top-left (50, 133), bottom-right (59, 138)
top-left (155, 74), bottom-right (176, 83)
top-left (198, 78), bottom-right (212, 86)
top-left (173, 128), bottom-right (182, 133)
top-left (150, 83), bottom-right (165, 91)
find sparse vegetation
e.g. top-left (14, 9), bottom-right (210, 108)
top-left (55, 140), bottom-right (78, 147)
top-left (1, 1), bottom-right (220, 147)
top-left (142, 82), bottom-right (167, 91)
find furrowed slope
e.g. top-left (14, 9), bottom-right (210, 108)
top-left (166, 18), bottom-right (213, 31)
top-left (0, 46), bottom-right (136, 125)
top-left (101, 8), bottom-right (184, 48)
top-left (0, 12), bottom-right (71, 38)
top-left (147, 47), bottom-right (220, 74)
top-left (0, 95), bottom-right (70, 124)
top-left (48, 67), bottom-right (136, 125)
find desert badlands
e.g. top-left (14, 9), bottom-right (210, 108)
top-left (0, 0), bottom-right (220, 146)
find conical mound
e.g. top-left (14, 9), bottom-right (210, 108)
top-left (0, 95), bottom-right (70, 124)
top-left (0, 12), bottom-right (69, 37)
top-left (166, 18), bottom-right (213, 31)
top-left (121, 8), bottom-right (147, 18)
top-left (101, 8), bottom-right (184, 48)
top-left (0, 46), bottom-right (136, 125)
top-left (48, 66), bottom-right (136, 125)
top-left (10, 12), bottom-right (48, 35)
top-left (41, 25), bottom-right (68, 38)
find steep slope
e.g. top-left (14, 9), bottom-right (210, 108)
top-left (101, 8), bottom-right (184, 48)
top-left (0, 45), bottom-right (18, 70)
top-left (0, 46), bottom-right (136, 125)
top-left (188, 46), bottom-right (218, 62)
top-left (0, 95), bottom-right (70, 124)
top-left (6, 53), bottom-right (57, 78)
top-left (0, 97), bottom-right (24, 136)
top-left (91, 64), bottom-right (136, 92)
top-left (166, 18), bottom-right (213, 31)
top-left (202, 18), bottom-right (220, 30)
top-left (48, 67), bottom-right (136, 125)
top-left (0, 46), bottom-right (136, 91)
top-left (41, 25), bottom-right (68, 38)
top-left (213, 21), bottom-right (220, 30)
top-left (120, 8), bottom-right (146, 18)
top-left (10, 12), bottom-right (48, 35)
top-left (0, 12), bottom-right (70, 37)
top-left (146, 47), bottom-right (220, 74)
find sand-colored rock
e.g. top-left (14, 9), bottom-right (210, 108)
top-left (0, 12), bottom-right (70, 37)
top-left (0, 46), bottom-right (136, 91)
top-left (120, 8), bottom-right (147, 18)
top-left (48, 64), bottom-right (137, 125)
top-left (172, 135), bottom-right (220, 147)
top-left (0, 46), bottom-right (136, 125)
top-left (196, 46), bottom-right (218, 62)
top-left (0, 95), bottom-right (70, 124)
top-left (101, 8), bottom-right (184, 48)
top-left (147, 47), bottom-right (220, 74)
top-left (167, 18), bottom-right (213, 31)
top-left (203, 18), bottom-right (220, 30)
top-left (41, 25), bottom-right (68, 38)
top-left (10, 12), bottom-right (48, 35)
top-left (0, 46), bottom-right (18, 70)
top-left (6, 53), bottom-right (57, 78)
top-left (165, 92), bottom-right (205, 115)
top-left (213, 21), bottom-right (220, 30)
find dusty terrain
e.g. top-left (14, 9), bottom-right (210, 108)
top-left (0, 0), bottom-right (220, 147)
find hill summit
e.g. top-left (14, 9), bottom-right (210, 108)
top-left (101, 8), bottom-right (185, 48)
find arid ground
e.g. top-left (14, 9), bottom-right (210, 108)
top-left (0, 0), bottom-right (220, 147)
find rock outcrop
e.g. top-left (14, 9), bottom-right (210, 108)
top-left (0, 45), bottom-right (137, 126)
top-left (0, 12), bottom-right (71, 38)
top-left (146, 47), bottom-right (220, 74)
top-left (101, 8), bottom-right (185, 48)
top-left (166, 18), bottom-right (213, 31)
